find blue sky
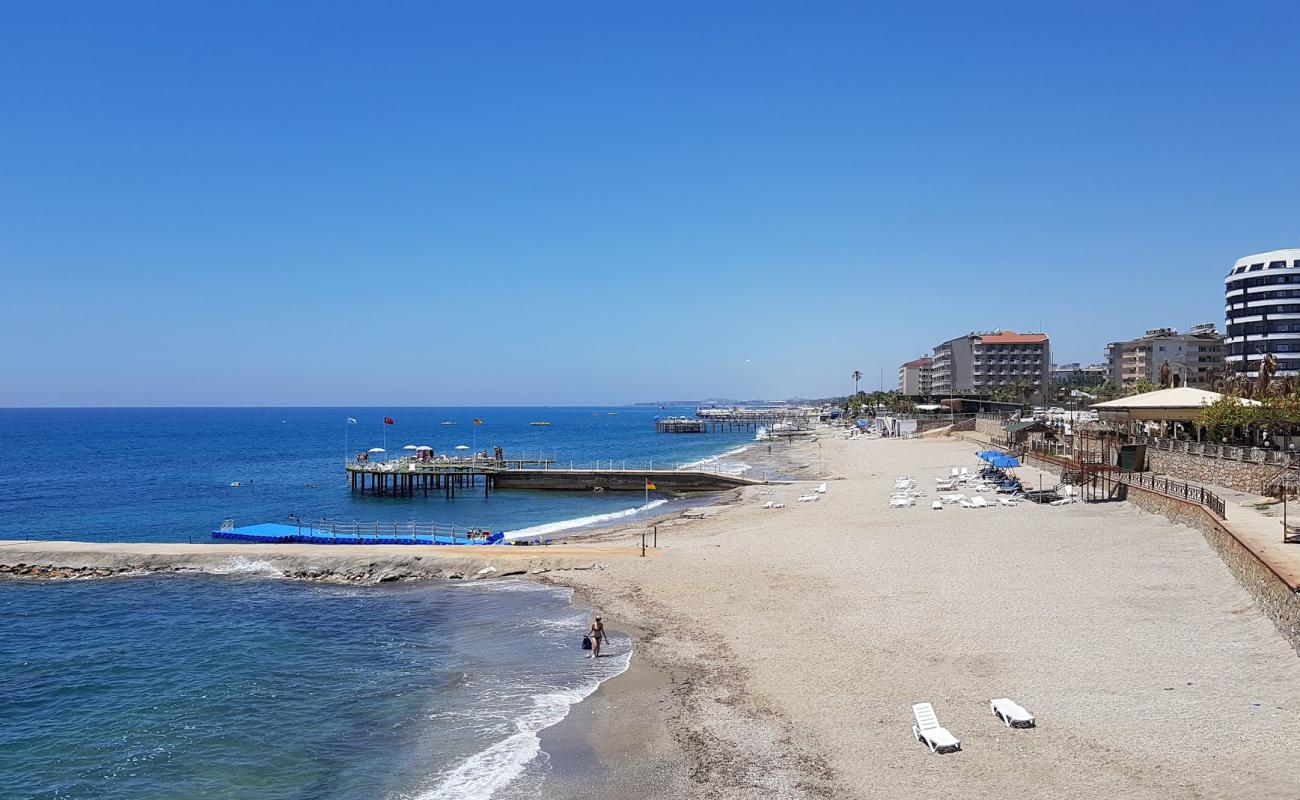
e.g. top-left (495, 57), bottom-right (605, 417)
top-left (3, 1), bottom-right (1298, 406)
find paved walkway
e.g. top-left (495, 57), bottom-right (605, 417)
top-left (1153, 477), bottom-right (1300, 590)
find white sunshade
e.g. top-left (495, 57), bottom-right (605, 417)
top-left (1091, 387), bottom-right (1259, 410)
top-left (402, 444), bottom-right (418, 450)
top-left (415, 445), bottom-right (434, 451)
top-left (454, 445), bottom-right (470, 450)
top-left (368, 447), bottom-right (386, 453)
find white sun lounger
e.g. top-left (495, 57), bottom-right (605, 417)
top-left (990, 698), bottom-right (1035, 728)
top-left (998, 497), bottom-right (1020, 507)
top-left (912, 702), bottom-right (960, 753)
top-left (814, 482), bottom-right (828, 494)
top-left (959, 498), bottom-right (976, 508)
top-left (969, 496), bottom-right (990, 509)
top-left (761, 501), bottom-right (785, 509)
top-left (931, 500), bottom-right (942, 510)
top-left (889, 496), bottom-right (914, 508)
top-left (939, 493), bottom-right (965, 504)
top-left (798, 494), bottom-right (820, 503)
top-left (1049, 497), bottom-right (1078, 506)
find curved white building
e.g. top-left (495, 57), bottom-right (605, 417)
top-left (1225, 248), bottom-right (1300, 376)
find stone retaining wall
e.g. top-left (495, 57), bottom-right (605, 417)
top-left (1146, 449), bottom-right (1277, 494)
top-left (1117, 483), bottom-right (1300, 655)
top-left (975, 418), bottom-right (1005, 438)
top-left (1025, 454), bottom-right (1300, 653)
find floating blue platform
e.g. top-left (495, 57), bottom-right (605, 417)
top-left (213, 522), bottom-right (504, 546)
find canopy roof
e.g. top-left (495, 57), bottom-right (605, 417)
top-left (1091, 387), bottom-right (1258, 422)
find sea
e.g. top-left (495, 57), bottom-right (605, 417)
top-left (0, 406), bottom-right (756, 799)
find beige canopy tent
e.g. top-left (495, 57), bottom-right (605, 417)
top-left (1091, 387), bottom-right (1259, 439)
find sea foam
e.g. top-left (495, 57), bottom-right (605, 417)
top-left (502, 498), bottom-right (668, 541)
top-left (416, 648), bottom-right (631, 800)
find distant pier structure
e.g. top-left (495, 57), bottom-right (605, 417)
top-left (346, 456), bottom-right (761, 498)
top-left (656, 417), bottom-right (707, 433)
top-left (683, 406), bottom-right (819, 433)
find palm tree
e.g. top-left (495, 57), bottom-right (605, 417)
top-left (852, 370), bottom-right (862, 396)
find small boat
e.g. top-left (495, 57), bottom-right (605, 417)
top-left (530, 421), bottom-right (552, 427)
top-left (229, 481), bottom-right (243, 487)
top-left (606, 412), bottom-right (619, 416)
top-left (440, 421), bottom-right (457, 426)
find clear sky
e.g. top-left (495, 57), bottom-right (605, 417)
top-left (4, 1), bottom-right (1299, 406)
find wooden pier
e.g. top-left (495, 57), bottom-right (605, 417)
top-left (346, 458), bottom-right (762, 498)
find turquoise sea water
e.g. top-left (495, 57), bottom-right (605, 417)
top-left (0, 406), bottom-right (749, 798)
top-left (0, 406), bottom-right (755, 542)
top-left (0, 576), bottom-right (629, 800)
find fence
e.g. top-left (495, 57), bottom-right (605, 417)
top-left (1017, 441), bottom-right (1228, 520)
top-left (1129, 435), bottom-right (1294, 466)
top-left (1116, 472), bottom-right (1228, 520)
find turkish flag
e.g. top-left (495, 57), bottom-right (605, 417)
top-left (384, 417), bottom-right (395, 424)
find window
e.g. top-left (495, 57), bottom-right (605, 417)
top-left (1269, 261), bottom-right (1287, 270)
top-left (1249, 263), bottom-right (1266, 271)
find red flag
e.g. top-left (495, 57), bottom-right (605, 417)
top-left (384, 417), bottom-right (395, 425)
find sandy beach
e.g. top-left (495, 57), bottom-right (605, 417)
top-left (544, 432), bottom-right (1300, 799)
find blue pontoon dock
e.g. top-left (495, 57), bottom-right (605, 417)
top-left (213, 521), bottom-right (505, 546)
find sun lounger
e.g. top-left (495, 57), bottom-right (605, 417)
top-left (940, 493), bottom-right (964, 504)
top-left (761, 501), bottom-right (785, 509)
top-left (990, 698), bottom-right (1035, 728)
top-left (1049, 497), bottom-right (1078, 506)
top-left (931, 500), bottom-right (942, 510)
top-left (798, 494), bottom-right (820, 503)
top-left (959, 498), bottom-right (976, 508)
top-left (889, 496), bottom-right (914, 508)
top-left (912, 702), bottom-right (960, 753)
top-left (998, 497), bottom-right (1020, 507)
top-left (814, 482), bottom-right (828, 494)
top-left (969, 497), bottom-right (990, 508)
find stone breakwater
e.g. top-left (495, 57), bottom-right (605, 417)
top-left (0, 541), bottom-right (629, 585)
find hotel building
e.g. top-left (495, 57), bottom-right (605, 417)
top-left (898, 356), bottom-right (933, 396)
top-left (1103, 325), bottom-right (1224, 388)
top-left (1224, 248), bottom-right (1300, 376)
top-left (931, 330), bottom-right (1050, 396)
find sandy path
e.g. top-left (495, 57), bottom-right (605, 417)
top-left (556, 433), bottom-right (1300, 799)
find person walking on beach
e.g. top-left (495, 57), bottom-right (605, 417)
top-left (587, 616), bottom-right (606, 659)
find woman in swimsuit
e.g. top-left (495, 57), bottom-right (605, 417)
top-left (588, 616), bottom-right (605, 659)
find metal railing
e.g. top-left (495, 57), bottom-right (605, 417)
top-left (1128, 434), bottom-right (1293, 466)
top-left (273, 519), bottom-right (498, 544)
top-left (1115, 472), bottom-right (1228, 520)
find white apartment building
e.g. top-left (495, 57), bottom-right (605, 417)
top-left (898, 356), bottom-right (933, 395)
top-left (1224, 248), bottom-right (1300, 376)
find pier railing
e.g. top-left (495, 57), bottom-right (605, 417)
top-left (350, 456), bottom-right (751, 477)
top-left (252, 519), bottom-right (500, 544)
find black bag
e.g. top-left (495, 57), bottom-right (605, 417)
top-left (581, 636), bottom-right (592, 650)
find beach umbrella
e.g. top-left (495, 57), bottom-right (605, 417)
top-left (454, 445), bottom-right (470, 451)
top-left (402, 444), bottom-right (418, 451)
top-left (415, 445), bottom-right (433, 451)
top-left (368, 447), bottom-right (386, 453)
